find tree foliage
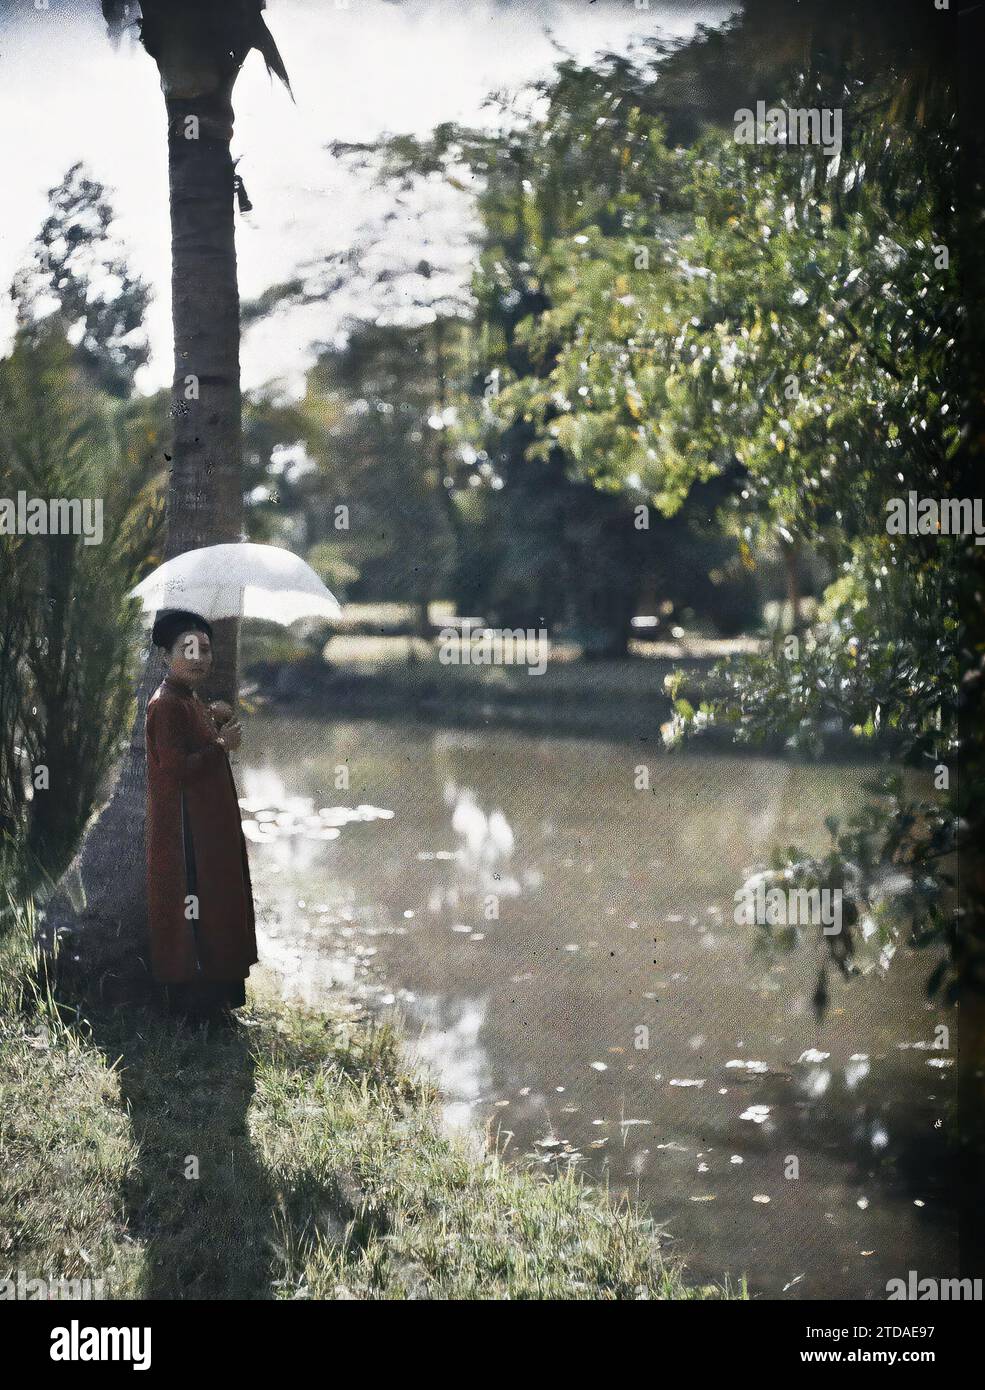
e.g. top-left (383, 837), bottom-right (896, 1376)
top-left (11, 163), bottom-right (152, 398)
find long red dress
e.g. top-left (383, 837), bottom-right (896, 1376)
top-left (145, 676), bottom-right (258, 995)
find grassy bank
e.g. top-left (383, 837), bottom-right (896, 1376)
top-left (0, 916), bottom-right (736, 1300)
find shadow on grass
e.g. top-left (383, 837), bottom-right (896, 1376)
top-left (69, 992), bottom-right (388, 1300)
top-left (78, 1004), bottom-right (278, 1298)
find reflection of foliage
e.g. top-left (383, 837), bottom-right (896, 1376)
top-left (744, 775), bottom-right (959, 1018)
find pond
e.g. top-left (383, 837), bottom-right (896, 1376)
top-left (240, 714), bottom-right (956, 1299)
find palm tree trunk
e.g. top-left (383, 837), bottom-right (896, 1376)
top-left (41, 89), bottom-right (244, 1004)
top-left (165, 92), bottom-right (243, 705)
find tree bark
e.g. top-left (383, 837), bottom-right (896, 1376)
top-left (165, 91), bottom-right (243, 704)
top-left (40, 88), bottom-right (244, 1005)
top-left (780, 535), bottom-right (802, 630)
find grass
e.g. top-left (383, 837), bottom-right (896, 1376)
top-left (0, 911), bottom-right (738, 1301)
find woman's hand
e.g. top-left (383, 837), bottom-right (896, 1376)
top-left (209, 700), bottom-right (234, 727)
top-left (219, 720), bottom-right (242, 753)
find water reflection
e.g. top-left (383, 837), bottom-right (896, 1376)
top-left (405, 992), bottom-right (493, 1136)
top-left (241, 716), bottom-right (956, 1298)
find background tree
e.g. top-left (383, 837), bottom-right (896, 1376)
top-left (328, 78), bottom-right (762, 651)
top-left (11, 162), bottom-right (151, 398)
top-left (242, 149), bottom-right (477, 634)
top-left (305, 323), bottom-right (460, 636)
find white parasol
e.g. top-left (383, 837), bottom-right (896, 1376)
top-left (131, 542), bottom-right (342, 626)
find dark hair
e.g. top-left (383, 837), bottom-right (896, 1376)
top-left (151, 609), bottom-right (215, 651)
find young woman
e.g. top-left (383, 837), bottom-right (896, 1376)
top-left (145, 609), bottom-right (258, 1024)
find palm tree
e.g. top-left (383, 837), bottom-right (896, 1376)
top-left (42, 1), bottom-right (290, 1003)
top-left (105, 1), bottom-right (290, 651)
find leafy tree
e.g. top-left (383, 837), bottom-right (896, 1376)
top-left (296, 324), bottom-right (461, 633)
top-left (11, 162), bottom-right (151, 398)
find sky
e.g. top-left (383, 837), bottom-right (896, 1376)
top-left (0, 0), bottom-right (731, 395)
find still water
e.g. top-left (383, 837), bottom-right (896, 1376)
top-left (240, 715), bottom-right (955, 1299)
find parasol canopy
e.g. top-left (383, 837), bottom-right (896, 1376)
top-left (131, 543), bottom-right (342, 626)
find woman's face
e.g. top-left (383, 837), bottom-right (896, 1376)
top-left (168, 629), bottom-right (213, 687)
